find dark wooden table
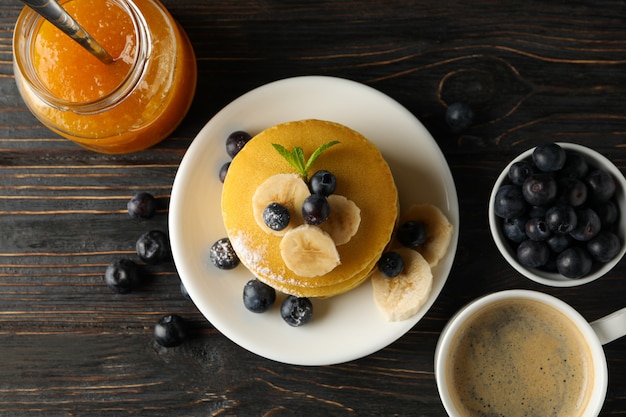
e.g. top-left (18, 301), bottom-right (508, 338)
top-left (1, 1), bottom-right (625, 415)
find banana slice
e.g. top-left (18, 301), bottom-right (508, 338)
top-left (320, 194), bottom-right (361, 245)
top-left (252, 174), bottom-right (310, 236)
top-left (398, 203), bottom-right (453, 267)
top-left (280, 224), bottom-right (340, 277)
top-left (371, 248), bottom-right (433, 322)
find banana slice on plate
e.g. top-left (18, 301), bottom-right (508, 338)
top-left (398, 203), bottom-right (453, 267)
top-left (280, 224), bottom-right (340, 277)
top-left (252, 173), bottom-right (310, 236)
top-left (371, 248), bottom-right (433, 322)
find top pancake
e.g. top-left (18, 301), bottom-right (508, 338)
top-left (222, 119), bottom-right (398, 297)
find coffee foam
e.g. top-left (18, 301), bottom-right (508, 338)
top-left (447, 298), bottom-right (594, 417)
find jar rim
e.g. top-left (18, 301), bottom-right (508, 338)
top-left (13, 0), bottom-right (150, 114)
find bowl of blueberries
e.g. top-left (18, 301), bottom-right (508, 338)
top-left (489, 142), bottom-right (626, 286)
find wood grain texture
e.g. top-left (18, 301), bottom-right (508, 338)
top-left (1, 0), bottom-right (626, 415)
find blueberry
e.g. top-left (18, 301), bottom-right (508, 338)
top-left (243, 279), bottom-right (276, 313)
top-left (503, 216), bottom-right (528, 243)
top-left (585, 170), bottom-right (616, 202)
top-left (219, 162), bottom-right (230, 183)
top-left (532, 143), bottom-right (566, 172)
top-left (377, 251), bottom-right (405, 278)
top-left (522, 173), bottom-right (557, 206)
top-left (154, 314), bottom-right (188, 347)
top-left (546, 233), bottom-right (573, 253)
top-left (302, 194), bottom-right (330, 225)
top-left (587, 231), bottom-right (621, 263)
top-left (445, 102), bottom-right (474, 133)
top-left (280, 296), bottom-right (313, 327)
top-left (309, 170), bottom-right (336, 196)
top-left (104, 258), bottom-right (141, 293)
top-left (127, 192), bottom-right (156, 219)
top-left (556, 247), bottom-right (592, 279)
top-left (517, 240), bottom-right (550, 268)
top-left (528, 205), bottom-right (547, 219)
top-left (209, 237), bottom-right (239, 269)
top-left (593, 200), bottom-right (618, 227)
top-left (397, 221), bottom-right (427, 248)
top-left (545, 204), bottom-right (577, 234)
top-left (226, 131), bottom-right (252, 158)
top-left (508, 161), bottom-right (536, 186)
top-left (542, 253), bottom-right (559, 272)
top-left (569, 208), bottom-right (601, 241)
top-left (136, 230), bottom-right (170, 265)
top-left (263, 202), bottom-right (290, 231)
top-left (494, 185), bottom-right (527, 219)
top-left (525, 217), bottom-right (551, 241)
top-left (557, 178), bottom-right (587, 207)
top-left (560, 152), bottom-right (589, 179)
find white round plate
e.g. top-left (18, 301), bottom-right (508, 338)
top-left (169, 76), bottom-right (459, 365)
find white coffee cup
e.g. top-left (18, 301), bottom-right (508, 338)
top-left (435, 289), bottom-right (626, 417)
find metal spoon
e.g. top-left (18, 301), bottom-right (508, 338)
top-left (20, 0), bottom-right (114, 64)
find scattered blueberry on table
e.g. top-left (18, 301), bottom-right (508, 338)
top-left (104, 258), bottom-right (142, 293)
top-left (445, 102), bottom-right (474, 133)
top-left (136, 230), bottom-right (170, 265)
top-left (127, 191), bottom-right (157, 219)
top-left (154, 314), bottom-right (189, 347)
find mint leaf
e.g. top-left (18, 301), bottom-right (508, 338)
top-left (293, 147), bottom-right (306, 175)
top-left (304, 140), bottom-right (340, 174)
top-left (272, 143), bottom-right (294, 162)
top-left (272, 143), bottom-right (303, 177)
top-left (273, 140), bottom-right (340, 181)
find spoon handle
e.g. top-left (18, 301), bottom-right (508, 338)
top-left (20, 0), bottom-right (113, 64)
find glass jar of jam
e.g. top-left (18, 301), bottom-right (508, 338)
top-left (13, 0), bottom-right (197, 154)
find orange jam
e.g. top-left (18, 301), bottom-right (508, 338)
top-left (13, 0), bottom-right (197, 154)
top-left (33, 1), bottom-right (135, 103)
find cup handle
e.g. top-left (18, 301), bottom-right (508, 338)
top-left (590, 307), bottom-right (626, 345)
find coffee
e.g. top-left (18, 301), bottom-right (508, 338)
top-left (446, 298), bottom-right (594, 417)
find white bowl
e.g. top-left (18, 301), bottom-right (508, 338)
top-left (488, 142), bottom-right (626, 286)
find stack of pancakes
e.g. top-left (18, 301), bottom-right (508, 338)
top-left (222, 119), bottom-right (398, 297)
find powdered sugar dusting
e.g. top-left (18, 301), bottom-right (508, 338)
top-left (230, 230), bottom-right (293, 285)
